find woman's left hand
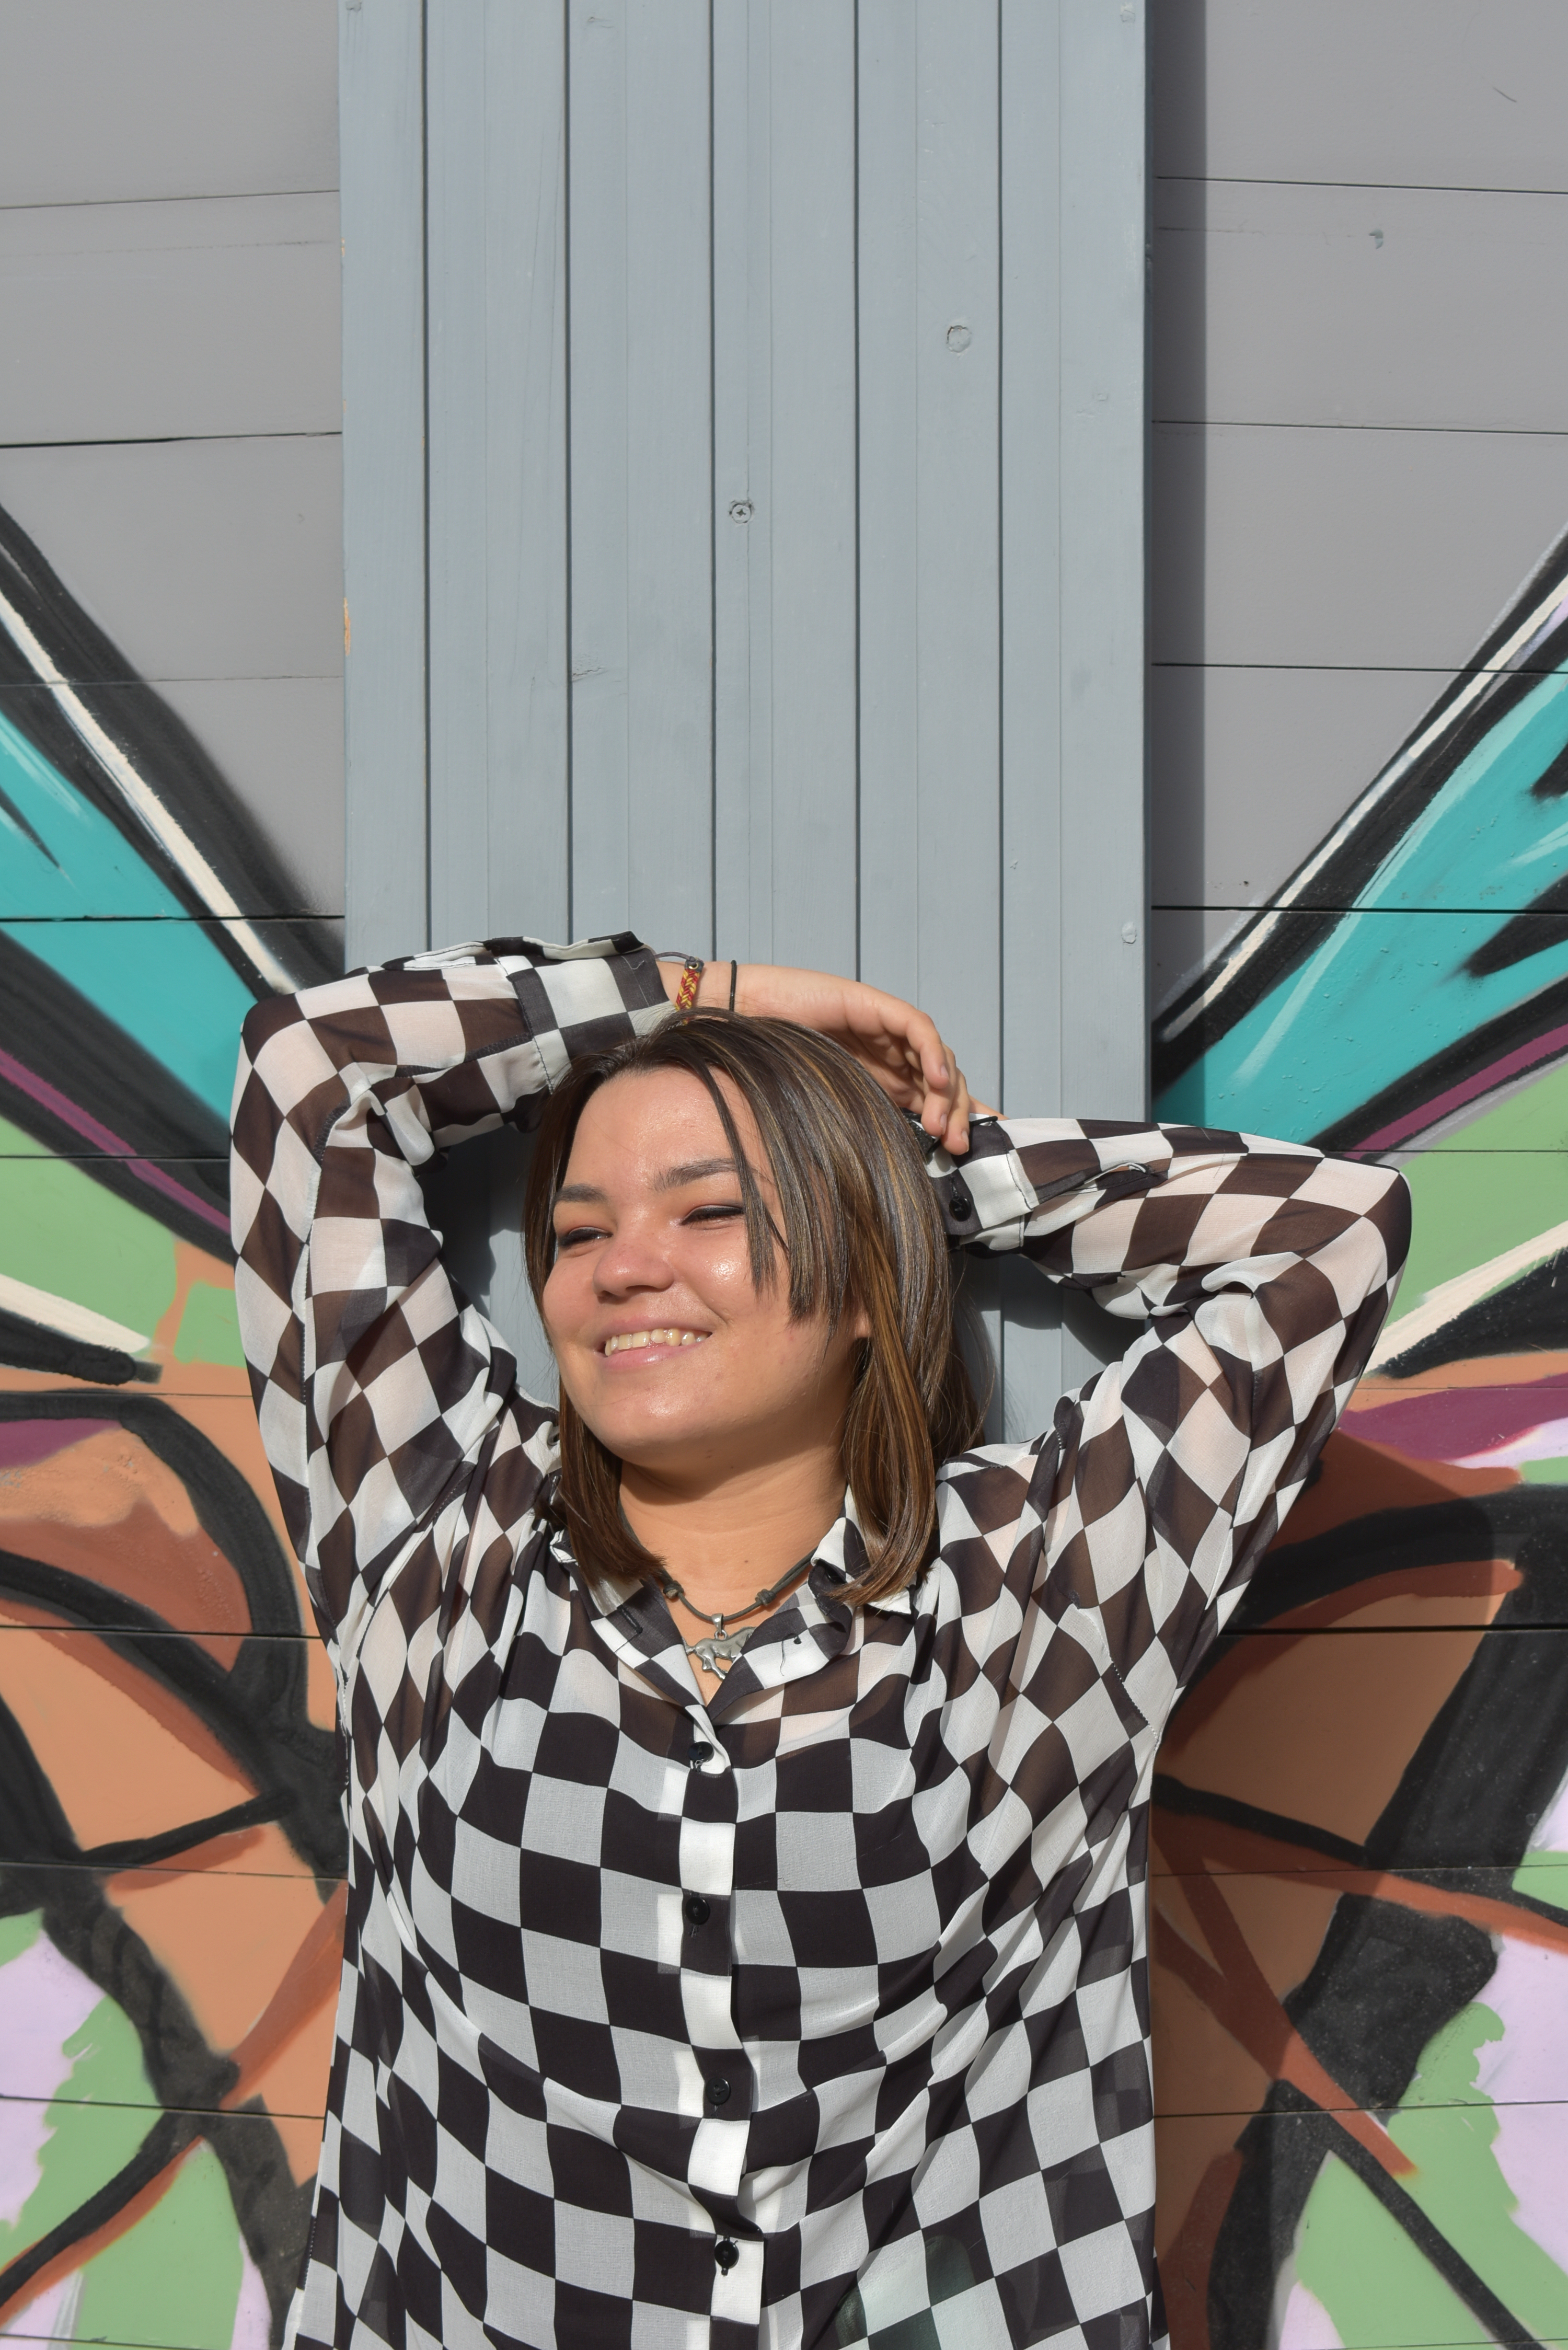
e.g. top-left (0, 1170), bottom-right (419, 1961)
top-left (663, 961), bottom-right (991, 1155)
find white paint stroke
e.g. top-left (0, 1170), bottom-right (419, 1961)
top-left (1161, 575), bottom-right (1568, 1048)
top-left (0, 583), bottom-right (296, 994)
top-left (0, 1272), bottom-right (146, 1355)
top-left (1367, 1216), bottom-right (1568, 1371)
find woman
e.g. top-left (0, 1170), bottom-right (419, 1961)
top-left (232, 935), bottom-right (1408, 2350)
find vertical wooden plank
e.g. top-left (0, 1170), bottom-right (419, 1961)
top-left (482, 1), bottom-right (570, 942)
top-left (340, 0), bottom-right (428, 966)
top-left (427, 0), bottom-right (570, 947)
top-left (569, 0), bottom-right (713, 950)
top-left (1057, 0), bottom-right (1147, 1123)
top-left (762, 0), bottom-right (858, 972)
top-left (997, 0), bottom-right (1067, 1429)
top-left (425, 0), bottom-right (487, 942)
top-left (1057, 0), bottom-right (1147, 1391)
top-left (855, 0), bottom-right (919, 1001)
top-left (910, 0), bottom-right (1002, 1104)
top-left (915, 1), bottom-right (1006, 1432)
top-left (712, 0), bottom-right (769, 963)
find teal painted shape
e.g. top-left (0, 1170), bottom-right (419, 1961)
top-left (1157, 665), bottom-right (1568, 1139)
top-left (0, 705), bottom-right (255, 1116)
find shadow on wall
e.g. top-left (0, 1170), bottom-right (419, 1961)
top-left (0, 501), bottom-right (342, 2347)
top-left (1152, 533), bottom-right (1568, 2345)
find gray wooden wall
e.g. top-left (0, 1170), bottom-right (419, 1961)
top-left (341, 0), bottom-right (1149, 1436)
top-left (0, 0), bottom-right (344, 916)
top-left (1150, 0), bottom-right (1568, 999)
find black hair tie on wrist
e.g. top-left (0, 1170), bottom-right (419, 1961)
top-left (728, 959), bottom-right (739, 1013)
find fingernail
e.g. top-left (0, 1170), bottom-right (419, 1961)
top-left (936, 1063), bottom-right (949, 1084)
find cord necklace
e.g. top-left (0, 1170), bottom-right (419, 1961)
top-left (655, 1557), bottom-right (813, 1677)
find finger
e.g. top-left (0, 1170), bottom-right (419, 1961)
top-left (936, 1066), bottom-right (974, 1156)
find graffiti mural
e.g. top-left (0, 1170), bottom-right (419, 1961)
top-left (0, 501), bottom-right (342, 2347)
top-left (1152, 535), bottom-right (1568, 2345)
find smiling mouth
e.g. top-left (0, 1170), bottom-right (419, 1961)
top-left (601, 1328), bottom-right (709, 1356)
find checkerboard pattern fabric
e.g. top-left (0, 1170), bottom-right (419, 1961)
top-left (230, 936), bottom-right (1409, 2350)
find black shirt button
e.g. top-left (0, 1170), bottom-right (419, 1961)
top-left (687, 1741), bottom-right (714, 1768)
top-left (706, 2077), bottom-right (731, 2106)
top-left (714, 2238), bottom-right (739, 2272)
top-left (949, 1182), bottom-right (973, 1219)
top-left (683, 1894), bottom-right (711, 1927)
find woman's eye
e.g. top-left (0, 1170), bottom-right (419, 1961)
top-left (683, 1202), bottom-right (744, 1227)
top-left (554, 1224), bottom-right (607, 1250)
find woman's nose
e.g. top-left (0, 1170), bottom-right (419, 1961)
top-left (592, 1227), bottom-right (674, 1296)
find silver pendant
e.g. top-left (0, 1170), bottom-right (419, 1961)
top-left (690, 1631), bottom-right (751, 1676)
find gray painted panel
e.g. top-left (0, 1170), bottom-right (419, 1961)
top-left (909, 0), bottom-right (1002, 1103)
top-left (568, 0), bottom-right (714, 950)
top-left (1152, 0), bottom-right (1568, 194)
top-left (1056, 2), bottom-right (1148, 1121)
top-left (1151, 663), bottom-right (1451, 911)
top-left (1155, 181), bottom-right (1568, 434)
top-left (0, 435), bottom-right (343, 683)
top-left (0, 197), bottom-right (341, 445)
top-left (427, 0), bottom-right (570, 946)
top-left (341, 0), bottom-right (425, 966)
top-left (1151, 421), bottom-right (1568, 671)
top-left (856, 0), bottom-right (920, 1003)
top-left (761, 0), bottom-right (858, 975)
top-left (996, 0), bottom-right (1067, 1427)
top-left (0, 1), bottom-right (339, 209)
top-left (711, 0), bottom-right (766, 963)
top-left (342, 0), bottom-right (1148, 1439)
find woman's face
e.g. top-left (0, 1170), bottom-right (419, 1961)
top-left (541, 1067), bottom-right (866, 1484)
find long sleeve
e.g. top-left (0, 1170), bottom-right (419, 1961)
top-left (925, 1115), bottom-right (1410, 1703)
top-left (229, 934), bottom-right (670, 1637)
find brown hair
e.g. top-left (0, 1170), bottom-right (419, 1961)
top-left (522, 1010), bottom-right (986, 1603)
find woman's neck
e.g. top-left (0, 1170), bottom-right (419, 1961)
top-left (618, 1447), bottom-right (846, 1617)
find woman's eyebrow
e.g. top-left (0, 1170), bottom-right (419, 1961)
top-left (656, 1157), bottom-right (742, 1192)
top-left (552, 1158), bottom-right (741, 1209)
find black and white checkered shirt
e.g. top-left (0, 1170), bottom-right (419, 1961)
top-left (230, 936), bottom-right (1408, 2350)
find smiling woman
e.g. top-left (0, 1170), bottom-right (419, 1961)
top-left (229, 934), bottom-right (1409, 2350)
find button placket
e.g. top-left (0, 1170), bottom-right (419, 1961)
top-left (711, 2232), bottom-right (763, 2332)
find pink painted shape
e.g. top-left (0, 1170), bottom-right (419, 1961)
top-left (1276, 2281), bottom-right (1343, 2350)
top-left (0, 1418), bottom-right (113, 1471)
top-left (1474, 1940), bottom-right (1568, 2276)
top-left (1454, 1414), bottom-right (1568, 1470)
top-left (1348, 1021), bottom-right (1568, 1155)
top-left (1341, 1374), bottom-right (1568, 1461)
top-left (0, 1933), bottom-right (103, 2229)
top-left (230, 2245), bottom-right (273, 2349)
top-left (0, 1046), bottom-right (229, 1236)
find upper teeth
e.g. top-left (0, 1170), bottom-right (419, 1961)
top-left (603, 1329), bottom-right (705, 1354)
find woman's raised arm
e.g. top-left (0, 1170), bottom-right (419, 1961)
top-left (229, 935), bottom-right (669, 1631)
top-left (924, 1114), bottom-right (1411, 1706)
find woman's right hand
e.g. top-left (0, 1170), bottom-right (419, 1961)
top-left (662, 960), bottom-right (987, 1155)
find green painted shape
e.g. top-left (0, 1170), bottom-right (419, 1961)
top-left (1523, 1455), bottom-right (1568, 1483)
top-left (1514, 1852), bottom-right (1568, 1913)
top-left (1301, 2002), bottom-right (1568, 2344)
top-left (0, 1979), bottom-right (159, 2273)
top-left (0, 1909), bottom-right (40, 1969)
top-left (1392, 2003), bottom-right (1568, 2337)
top-left (1399, 1138), bottom-right (1568, 1318)
top-left (0, 1114), bottom-right (177, 1344)
top-left (1296, 2149), bottom-right (1482, 2346)
top-left (74, 2139), bottom-right (243, 2350)
top-left (172, 1279), bottom-right (245, 1368)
